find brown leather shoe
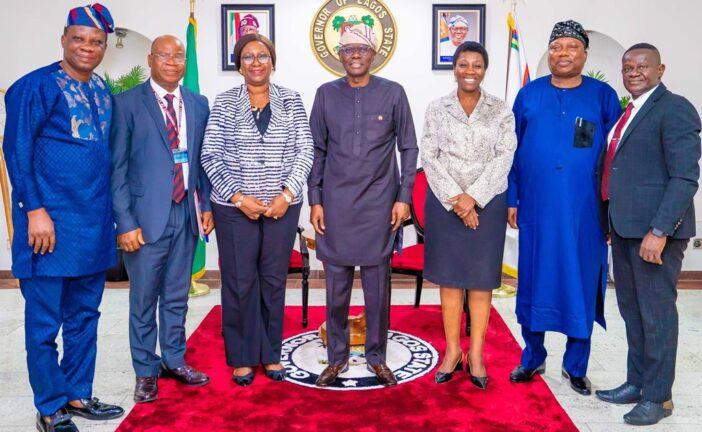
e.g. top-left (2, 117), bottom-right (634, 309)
top-left (134, 376), bottom-right (158, 403)
top-left (161, 365), bottom-right (210, 386)
top-left (367, 363), bottom-right (398, 387)
top-left (315, 363), bottom-right (349, 387)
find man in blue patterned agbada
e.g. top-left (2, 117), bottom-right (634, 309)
top-left (2, 4), bottom-right (124, 431)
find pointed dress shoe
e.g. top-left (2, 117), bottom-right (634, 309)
top-left (467, 357), bottom-right (488, 390)
top-left (434, 354), bottom-right (463, 384)
top-left (367, 363), bottom-right (398, 387)
top-left (596, 382), bottom-right (642, 404)
top-left (36, 409), bottom-right (78, 432)
top-left (315, 363), bottom-right (349, 387)
top-left (161, 364), bottom-right (210, 386)
top-left (623, 400), bottom-right (673, 426)
top-left (232, 368), bottom-right (255, 387)
top-left (65, 397), bottom-right (124, 420)
top-left (561, 368), bottom-right (592, 395)
top-left (509, 362), bottom-right (546, 383)
top-left (134, 376), bottom-right (158, 403)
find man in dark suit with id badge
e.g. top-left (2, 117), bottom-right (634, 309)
top-left (506, 20), bottom-right (621, 395)
top-left (110, 35), bottom-right (214, 403)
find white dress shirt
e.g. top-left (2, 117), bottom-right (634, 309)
top-left (150, 79), bottom-right (189, 189)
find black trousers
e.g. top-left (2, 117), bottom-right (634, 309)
top-left (610, 230), bottom-right (687, 402)
top-left (213, 202), bottom-right (301, 367)
top-left (324, 262), bottom-right (390, 366)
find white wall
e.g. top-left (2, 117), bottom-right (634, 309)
top-left (1, 0), bottom-right (701, 271)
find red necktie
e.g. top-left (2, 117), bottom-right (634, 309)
top-left (601, 102), bottom-right (634, 201)
top-left (164, 94), bottom-right (186, 203)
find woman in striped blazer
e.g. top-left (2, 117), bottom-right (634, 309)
top-left (201, 34), bottom-right (313, 387)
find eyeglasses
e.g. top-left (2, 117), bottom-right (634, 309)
top-left (338, 46), bottom-right (372, 57)
top-left (151, 52), bottom-right (186, 64)
top-left (241, 54), bottom-right (271, 65)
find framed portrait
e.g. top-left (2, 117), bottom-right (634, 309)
top-left (431, 4), bottom-right (486, 70)
top-left (221, 4), bottom-right (275, 71)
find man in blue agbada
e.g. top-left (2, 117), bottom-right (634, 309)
top-left (2, 4), bottom-right (124, 431)
top-left (506, 20), bottom-right (621, 395)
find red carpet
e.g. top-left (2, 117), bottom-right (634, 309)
top-left (116, 305), bottom-right (577, 432)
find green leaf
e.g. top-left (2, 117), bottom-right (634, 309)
top-left (107, 65), bottom-right (147, 95)
top-left (362, 15), bottom-right (374, 28)
top-left (585, 70), bottom-right (608, 83)
top-left (104, 72), bottom-right (121, 95)
top-left (332, 16), bottom-right (345, 32)
top-left (620, 95), bottom-right (631, 110)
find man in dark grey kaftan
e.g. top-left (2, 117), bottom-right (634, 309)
top-left (308, 23), bottom-right (418, 387)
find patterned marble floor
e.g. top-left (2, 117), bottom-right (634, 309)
top-left (0, 286), bottom-right (700, 432)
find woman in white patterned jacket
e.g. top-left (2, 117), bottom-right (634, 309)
top-left (421, 41), bottom-right (517, 389)
top-left (201, 34), bottom-right (313, 387)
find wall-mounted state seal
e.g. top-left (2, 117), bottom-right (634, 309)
top-left (310, 0), bottom-right (398, 76)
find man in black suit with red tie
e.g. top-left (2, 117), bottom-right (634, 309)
top-left (597, 43), bottom-right (701, 426)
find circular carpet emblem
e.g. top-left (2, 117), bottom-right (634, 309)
top-left (281, 330), bottom-right (438, 390)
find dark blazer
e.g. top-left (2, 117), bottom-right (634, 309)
top-left (598, 84), bottom-right (701, 239)
top-left (110, 80), bottom-right (212, 243)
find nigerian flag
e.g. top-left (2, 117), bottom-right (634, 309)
top-left (184, 12), bottom-right (206, 280)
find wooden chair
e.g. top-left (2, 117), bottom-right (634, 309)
top-left (289, 226), bottom-right (311, 328)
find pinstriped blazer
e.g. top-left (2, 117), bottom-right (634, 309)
top-left (201, 83), bottom-right (314, 206)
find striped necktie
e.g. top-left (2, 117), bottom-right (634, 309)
top-left (164, 93), bottom-right (185, 203)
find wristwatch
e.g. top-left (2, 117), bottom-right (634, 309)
top-left (234, 194), bottom-right (245, 208)
top-left (282, 190), bottom-right (293, 203)
top-left (651, 227), bottom-right (666, 238)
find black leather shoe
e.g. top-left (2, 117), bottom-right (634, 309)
top-left (161, 365), bottom-right (210, 386)
top-left (264, 366), bottom-right (286, 381)
top-left (467, 357), bottom-right (488, 390)
top-left (232, 369), bottom-right (255, 387)
top-left (134, 376), bottom-right (158, 403)
top-left (315, 363), bottom-right (348, 387)
top-left (509, 362), bottom-right (545, 383)
top-left (65, 397), bottom-right (124, 420)
top-left (561, 368), bottom-right (591, 395)
top-left (36, 409), bottom-right (78, 432)
top-left (367, 363), bottom-right (398, 387)
top-left (623, 400), bottom-right (673, 426)
top-left (596, 382), bottom-right (642, 404)
top-left (434, 354), bottom-right (463, 384)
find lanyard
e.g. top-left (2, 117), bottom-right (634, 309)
top-left (153, 90), bottom-right (184, 136)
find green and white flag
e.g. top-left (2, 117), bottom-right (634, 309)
top-left (184, 11), bottom-right (206, 281)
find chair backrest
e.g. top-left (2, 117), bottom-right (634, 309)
top-left (410, 168), bottom-right (427, 236)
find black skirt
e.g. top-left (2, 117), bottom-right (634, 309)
top-left (423, 187), bottom-right (507, 290)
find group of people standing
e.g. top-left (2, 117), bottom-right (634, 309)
top-left (3, 3), bottom-right (700, 432)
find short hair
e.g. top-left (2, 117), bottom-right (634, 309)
top-left (233, 34), bottom-right (277, 70)
top-left (452, 41), bottom-right (489, 69)
top-left (623, 42), bottom-right (661, 63)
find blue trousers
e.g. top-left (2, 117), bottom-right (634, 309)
top-left (20, 272), bottom-right (106, 416)
top-left (124, 200), bottom-right (196, 377)
top-left (520, 326), bottom-right (591, 377)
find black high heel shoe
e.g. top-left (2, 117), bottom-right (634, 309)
top-left (264, 366), bottom-right (286, 382)
top-left (434, 353), bottom-right (463, 384)
top-left (232, 368), bottom-right (255, 387)
top-left (467, 356), bottom-right (489, 389)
